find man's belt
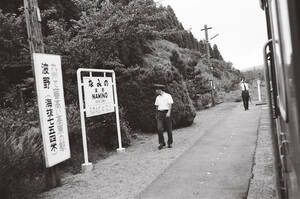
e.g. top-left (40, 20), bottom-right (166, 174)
top-left (158, 110), bottom-right (168, 112)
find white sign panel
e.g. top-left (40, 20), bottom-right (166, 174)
top-left (83, 76), bottom-right (114, 117)
top-left (33, 53), bottom-right (70, 168)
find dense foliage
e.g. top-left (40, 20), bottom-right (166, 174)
top-left (242, 66), bottom-right (264, 83)
top-left (0, 0), bottom-right (242, 198)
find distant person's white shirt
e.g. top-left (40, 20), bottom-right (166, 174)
top-left (240, 82), bottom-right (249, 91)
top-left (155, 92), bottom-right (173, 111)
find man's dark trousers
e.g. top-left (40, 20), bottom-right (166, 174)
top-left (242, 91), bottom-right (249, 110)
top-left (156, 110), bottom-right (173, 146)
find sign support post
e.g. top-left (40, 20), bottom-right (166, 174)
top-left (77, 70), bottom-right (92, 172)
top-left (112, 72), bottom-right (125, 152)
top-left (77, 68), bottom-right (125, 172)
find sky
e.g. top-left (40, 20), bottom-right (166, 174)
top-left (158, 0), bottom-right (267, 70)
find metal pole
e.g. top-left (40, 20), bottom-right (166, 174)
top-left (77, 69), bottom-right (93, 172)
top-left (112, 72), bottom-right (125, 152)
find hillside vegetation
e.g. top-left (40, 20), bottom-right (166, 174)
top-left (242, 66), bottom-right (265, 83)
top-left (0, 0), bottom-right (242, 198)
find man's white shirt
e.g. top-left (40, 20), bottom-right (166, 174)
top-left (240, 82), bottom-right (249, 91)
top-left (155, 92), bottom-right (173, 110)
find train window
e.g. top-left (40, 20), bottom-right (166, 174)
top-left (277, 0), bottom-right (292, 67)
top-left (269, 0), bottom-right (289, 121)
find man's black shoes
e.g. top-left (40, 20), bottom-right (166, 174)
top-left (158, 144), bottom-right (172, 150)
top-left (158, 143), bottom-right (165, 150)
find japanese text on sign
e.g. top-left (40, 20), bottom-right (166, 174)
top-left (33, 53), bottom-right (70, 168)
top-left (83, 77), bottom-right (114, 117)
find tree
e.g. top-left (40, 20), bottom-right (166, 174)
top-left (198, 40), bottom-right (207, 55)
top-left (211, 44), bottom-right (223, 60)
top-left (170, 50), bottom-right (186, 77)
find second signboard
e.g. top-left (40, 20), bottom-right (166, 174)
top-left (83, 76), bottom-right (115, 117)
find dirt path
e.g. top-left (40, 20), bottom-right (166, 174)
top-left (39, 102), bottom-right (256, 199)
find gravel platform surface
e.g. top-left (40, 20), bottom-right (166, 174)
top-left (39, 103), bottom-right (276, 199)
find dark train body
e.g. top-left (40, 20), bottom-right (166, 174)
top-left (260, 0), bottom-right (300, 198)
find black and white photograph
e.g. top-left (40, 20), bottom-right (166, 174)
top-left (1, 0), bottom-right (299, 198)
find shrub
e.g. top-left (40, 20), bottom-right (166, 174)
top-left (0, 102), bottom-right (133, 198)
top-left (116, 64), bottom-right (196, 132)
top-left (170, 49), bottom-right (186, 78)
top-left (0, 107), bottom-right (44, 199)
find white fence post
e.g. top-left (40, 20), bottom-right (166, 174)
top-left (257, 79), bottom-right (262, 102)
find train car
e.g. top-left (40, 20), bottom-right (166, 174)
top-left (260, 0), bottom-right (300, 198)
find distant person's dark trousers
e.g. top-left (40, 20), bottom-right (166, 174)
top-left (242, 91), bottom-right (250, 110)
top-left (156, 110), bottom-right (173, 145)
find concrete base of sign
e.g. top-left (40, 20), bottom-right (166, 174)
top-left (81, 162), bottom-right (93, 173)
top-left (117, 148), bottom-right (126, 153)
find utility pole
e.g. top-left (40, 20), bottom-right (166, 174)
top-left (24, 0), bottom-right (44, 54)
top-left (23, 0), bottom-right (60, 189)
top-left (201, 24), bottom-right (212, 60)
top-left (201, 24), bottom-right (215, 106)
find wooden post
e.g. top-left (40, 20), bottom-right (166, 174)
top-left (201, 24), bottom-right (212, 60)
top-left (23, 0), bottom-right (60, 189)
top-left (201, 25), bottom-right (215, 106)
top-left (24, 0), bottom-right (44, 55)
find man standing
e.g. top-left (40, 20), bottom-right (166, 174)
top-left (240, 78), bottom-right (250, 110)
top-left (154, 84), bottom-right (174, 150)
